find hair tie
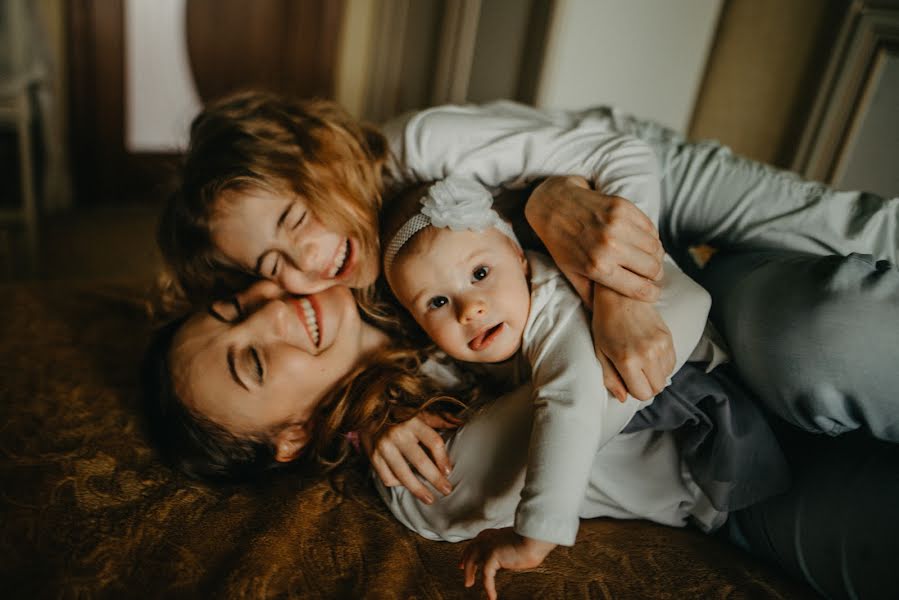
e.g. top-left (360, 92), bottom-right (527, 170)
top-left (383, 177), bottom-right (519, 274)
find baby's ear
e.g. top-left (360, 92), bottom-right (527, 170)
top-left (273, 424), bottom-right (309, 463)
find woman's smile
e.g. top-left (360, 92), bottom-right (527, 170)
top-left (292, 296), bottom-right (322, 347)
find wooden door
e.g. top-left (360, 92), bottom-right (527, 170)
top-left (67, 0), bottom-right (344, 205)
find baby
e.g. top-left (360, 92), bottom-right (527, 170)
top-left (382, 177), bottom-right (675, 584)
top-left (381, 177), bottom-right (793, 598)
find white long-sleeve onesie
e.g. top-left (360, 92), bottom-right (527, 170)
top-left (376, 252), bottom-right (727, 544)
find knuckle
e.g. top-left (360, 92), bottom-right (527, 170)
top-left (587, 255), bottom-right (613, 279)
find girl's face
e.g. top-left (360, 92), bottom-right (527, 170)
top-left (388, 227), bottom-right (530, 364)
top-left (170, 281), bottom-right (387, 458)
top-left (210, 188), bottom-right (379, 295)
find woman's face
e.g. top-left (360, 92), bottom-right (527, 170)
top-left (169, 281), bottom-right (386, 457)
top-left (210, 188), bottom-right (379, 295)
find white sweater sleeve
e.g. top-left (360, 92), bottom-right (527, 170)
top-left (513, 265), bottom-right (641, 546)
top-left (383, 102), bottom-right (661, 226)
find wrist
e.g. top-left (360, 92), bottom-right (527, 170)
top-left (520, 535), bottom-right (557, 560)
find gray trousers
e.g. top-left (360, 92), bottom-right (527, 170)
top-left (638, 126), bottom-right (899, 598)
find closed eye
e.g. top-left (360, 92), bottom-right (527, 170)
top-left (249, 347), bottom-right (264, 384)
top-left (292, 210), bottom-right (307, 230)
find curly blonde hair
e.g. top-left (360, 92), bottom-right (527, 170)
top-left (158, 90), bottom-right (389, 307)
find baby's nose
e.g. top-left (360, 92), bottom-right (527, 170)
top-left (458, 298), bottom-right (486, 323)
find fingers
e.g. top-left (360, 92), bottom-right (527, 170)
top-left (614, 358), bottom-right (654, 401)
top-left (462, 542), bottom-right (481, 588)
top-left (414, 415), bottom-right (456, 479)
top-left (641, 347), bottom-right (675, 397)
top-left (595, 351), bottom-right (627, 402)
top-left (483, 555), bottom-right (501, 600)
top-left (589, 263), bottom-right (660, 302)
top-left (418, 412), bottom-right (461, 430)
top-left (407, 418), bottom-right (453, 488)
top-left (369, 452), bottom-right (401, 487)
top-left (609, 193), bottom-right (658, 238)
top-left (401, 441), bottom-right (453, 496)
top-left (378, 443), bottom-right (435, 504)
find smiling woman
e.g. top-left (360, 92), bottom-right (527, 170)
top-left (142, 279), bottom-right (476, 483)
top-left (161, 281), bottom-right (388, 471)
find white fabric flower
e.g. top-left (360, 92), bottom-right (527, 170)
top-left (421, 177), bottom-right (496, 231)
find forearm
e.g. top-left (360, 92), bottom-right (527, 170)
top-left (594, 255), bottom-right (710, 373)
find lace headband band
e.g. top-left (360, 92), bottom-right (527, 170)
top-left (383, 178), bottom-right (520, 275)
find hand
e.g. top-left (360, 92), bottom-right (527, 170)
top-left (592, 284), bottom-right (675, 401)
top-left (525, 175), bottom-right (664, 303)
top-left (460, 528), bottom-right (557, 600)
top-left (362, 413), bottom-right (459, 504)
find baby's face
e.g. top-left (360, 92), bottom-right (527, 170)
top-left (389, 227), bottom-right (530, 363)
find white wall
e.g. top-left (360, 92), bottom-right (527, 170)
top-left (536, 0), bottom-right (723, 132)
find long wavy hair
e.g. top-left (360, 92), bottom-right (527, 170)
top-left (158, 90), bottom-right (389, 307)
top-left (141, 288), bottom-right (480, 484)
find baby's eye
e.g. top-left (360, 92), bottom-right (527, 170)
top-left (472, 266), bottom-right (489, 281)
top-left (427, 296), bottom-right (449, 310)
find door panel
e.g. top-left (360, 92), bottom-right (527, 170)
top-left (67, 0), bottom-right (344, 204)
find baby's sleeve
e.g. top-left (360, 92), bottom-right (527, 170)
top-left (513, 280), bottom-right (641, 546)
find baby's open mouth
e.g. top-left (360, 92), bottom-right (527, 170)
top-left (468, 323), bottom-right (505, 351)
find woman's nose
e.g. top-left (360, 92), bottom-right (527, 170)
top-left (245, 299), bottom-right (291, 339)
top-left (457, 297), bottom-right (487, 323)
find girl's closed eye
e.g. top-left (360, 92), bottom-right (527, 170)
top-left (291, 209), bottom-right (307, 230)
top-left (427, 296), bottom-right (449, 310)
top-left (472, 266), bottom-right (489, 281)
top-left (262, 254), bottom-right (281, 278)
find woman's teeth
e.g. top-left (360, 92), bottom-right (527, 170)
top-left (299, 297), bottom-right (320, 345)
top-left (328, 240), bottom-right (349, 277)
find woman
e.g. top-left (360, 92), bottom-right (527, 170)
top-left (153, 91), bottom-right (899, 595)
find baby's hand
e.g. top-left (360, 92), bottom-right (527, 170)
top-left (362, 413), bottom-right (458, 504)
top-left (460, 528), bottom-right (557, 600)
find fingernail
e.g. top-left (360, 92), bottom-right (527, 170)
top-left (444, 466), bottom-right (452, 476)
top-left (441, 484), bottom-right (452, 495)
top-left (424, 495), bottom-right (434, 505)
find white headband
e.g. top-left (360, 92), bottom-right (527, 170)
top-left (383, 177), bottom-right (520, 274)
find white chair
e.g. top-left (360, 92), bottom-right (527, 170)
top-left (0, 0), bottom-right (41, 275)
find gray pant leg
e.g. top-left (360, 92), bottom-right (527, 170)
top-left (641, 133), bottom-right (899, 264)
top-left (730, 431), bottom-right (899, 600)
top-left (697, 250), bottom-right (899, 441)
